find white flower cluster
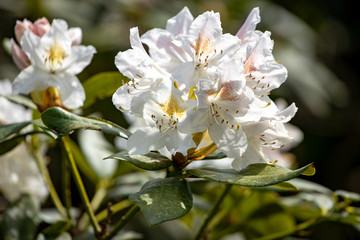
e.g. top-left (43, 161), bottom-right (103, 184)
top-left (112, 7), bottom-right (298, 170)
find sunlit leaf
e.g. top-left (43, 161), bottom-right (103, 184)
top-left (105, 151), bottom-right (172, 170)
top-left (188, 163), bottom-right (315, 187)
top-left (129, 177), bottom-right (193, 225)
top-left (82, 71), bottom-right (126, 109)
top-left (271, 181), bottom-right (298, 191)
top-left (2, 194), bottom-right (40, 240)
top-left (0, 94), bottom-right (37, 109)
top-left (0, 121), bottom-right (31, 140)
top-left (41, 107), bottom-right (131, 138)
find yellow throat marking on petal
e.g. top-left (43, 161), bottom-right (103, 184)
top-left (45, 39), bottom-right (66, 73)
top-left (160, 95), bottom-right (186, 119)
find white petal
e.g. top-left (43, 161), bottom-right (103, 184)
top-left (231, 142), bottom-right (267, 170)
top-left (127, 127), bottom-right (164, 155)
top-left (177, 108), bottom-right (209, 134)
top-left (209, 123), bottom-right (247, 158)
top-left (166, 7), bottom-right (194, 35)
top-left (62, 45), bottom-right (96, 75)
top-left (67, 27), bottom-right (82, 45)
top-left (57, 74), bottom-right (85, 109)
top-left (236, 7), bottom-right (261, 39)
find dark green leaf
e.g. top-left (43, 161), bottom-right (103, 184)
top-left (105, 151), bottom-right (172, 170)
top-left (42, 219), bottom-right (72, 239)
top-left (0, 121), bottom-right (31, 141)
top-left (0, 94), bottom-right (37, 109)
top-left (82, 71), bottom-right (126, 109)
top-left (2, 194), bottom-right (40, 240)
top-left (0, 134), bottom-right (25, 155)
top-left (129, 177), bottom-right (193, 225)
top-left (187, 163), bottom-right (315, 187)
top-left (41, 107), bottom-right (131, 137)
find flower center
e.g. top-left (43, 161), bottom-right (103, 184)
top-left (45, 40), bottom-right (66, 73)
top-left (152, 95), bottom-right (186, 133)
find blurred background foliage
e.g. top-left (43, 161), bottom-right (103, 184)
top-left (0, 0), bottom-right (359, 239)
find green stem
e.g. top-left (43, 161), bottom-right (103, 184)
top-left (33, 147), bottom-right (67, 218)
top-left (78, 185), bottom-right (107, 231)
top-left (61, 154), bottom-right (72, 219)
top-left (96, 200), bottom-right (132, 223)
top-left (254, 217), bottom-right (321, 240)
top-left (193, 184), bottom-right (232, 240)
top-left (102, 205), bottom-right (140, 240)
top-left (60, 136), bottom-right (101, 234)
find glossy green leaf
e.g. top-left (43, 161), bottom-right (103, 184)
top-left (0, 121), bottom-right (31, 140)
top-left (2, 194), bottom-right (40, 240)
top-left (0, 94), bottom-right (37, 109)
top-left (187, 163), bottom-right (315, 187)
top-left (82, 71), bottom-right (126, 109)
top-left (41, 107), bottom-right (131, 138)
top-left (105, 151), bottom-right (172, 170)
top-left (129, 177), bottom-right (193, 225)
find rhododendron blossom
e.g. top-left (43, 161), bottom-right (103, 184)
top-left (12, 19), bottom-right (96, 109)
top-left (113, 7), bottom-right (299, 170)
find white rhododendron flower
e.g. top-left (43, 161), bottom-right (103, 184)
top-left (113, 7), bottom-right (299, 170)
top-left (12, 19), bottom-right (96, 109)
top-left (0, 79), bottom-right (48, 202)
top-left (127, 79), bottom-right (196, 155)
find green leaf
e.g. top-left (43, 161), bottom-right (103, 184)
top-left (187, 163), bottom-right (315, 187)
top-left (0, 121), bottom-right (31, 141)
top-left (2, 194), bottom-right (40, 240)
top-left (82, 71), bottom-right (126, 109)
top-left (41, 107), bottom-right (131, 137)
top-left (105, 151), bottom-right (172, 170)
top-left (0, 94), bottom-right (37, 109)
top-left (271, 181), bottom-right (299, 191)
top-left (42, 219), bottom-right (72, 240)
top-left (129, 177), bottom-right (193, 225)
top-left (0, 134), bottom-right (25, 155)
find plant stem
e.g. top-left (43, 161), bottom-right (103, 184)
top-left (33, 147), bottom-right (67, 218)
top-left (60, 136), bottom-right (101, 234)
top-left (96, 200), bottom-right (132, 223)
top-left (61, 154), bottom-right (72, 219)
top-left (102, 205), bottom-right (140, 240)
top-left (254, 217), bottom-right (321, 240)
top-left (193, 184), bottom-right (232, 240)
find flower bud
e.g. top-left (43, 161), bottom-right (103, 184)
top-left (10, 39), bottom-right (30, 69)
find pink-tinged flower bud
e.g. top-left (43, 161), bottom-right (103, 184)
top-left (14, 19), bottom-right (34, 43)
top-left (10, 39), bottom-right (30, 69)
top-left (14, 18), bottom-right (50, 43)
top-left (67, 27), bottom-right (82, 45)
top-left (32, 17), bottom-right (51, 36)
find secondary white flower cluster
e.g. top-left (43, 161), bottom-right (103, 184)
top-left (112, 7), bottom-right (298, 170)
top-left (0, 80), bottom-right (48, 202)
top-left (11, 18), bottom-right (96, 109)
